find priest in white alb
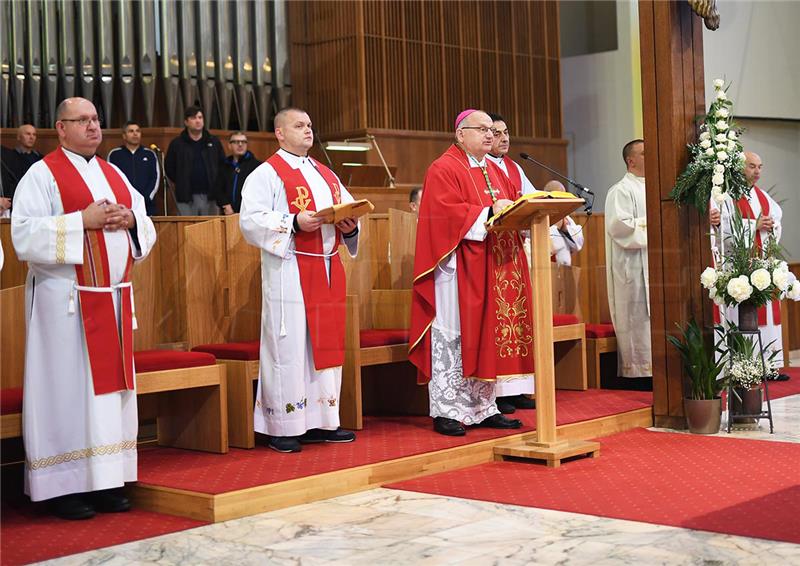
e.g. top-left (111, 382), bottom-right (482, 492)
top-left (239, 108), bottom-right (359, 453)
top-left (11, 97), bottom-right (156, 519)
top-left (604, 139), bottom-right (652, 388)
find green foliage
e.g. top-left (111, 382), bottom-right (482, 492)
top-left (667, 319), bottom-right (726, 400)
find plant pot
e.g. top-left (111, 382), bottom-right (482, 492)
top-left (738, 302), bottom-right (759, 331)
top-left (732, 386), bottom-right (762, 419)
top-left (684, 398), bottom-right (722, 434)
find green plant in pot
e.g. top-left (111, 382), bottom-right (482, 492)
top-left (722, 330), bottom-right (779, 421)
top-left (667, 319), bottom-right (726, 434)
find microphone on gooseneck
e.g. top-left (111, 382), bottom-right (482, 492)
top-left (518, 153), bottom-right (594, 196)
top-left (149, 144), bottom-right (162, 153)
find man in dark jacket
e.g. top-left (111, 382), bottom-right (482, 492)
top-left (1, 124), bottom-right (42, 216)
top-left (108, 121), bottom-right (160, 215)
top-left (164, 105), bottom-right (225, 215)
top-left (215, 131), bottom-right (262, 214)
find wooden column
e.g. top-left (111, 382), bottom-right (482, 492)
top-left (639, 1), bottom-right (713, 428)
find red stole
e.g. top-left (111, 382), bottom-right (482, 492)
top-left (267, 153), bottom-right (346, 369)
top-left (712, 186), bottom-right (781, 325)
top-left (502, 158), bottom-right (523, 198)
top-left (44, 148), bottom-right (135, 396)
top-left (409, 145), bottom-right (533, 384)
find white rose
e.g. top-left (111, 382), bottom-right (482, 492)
top-left (772, 269), bottom-right (789, 292)
top-left (750, 268), bottom-right (771, 291)
top-left (700, 139), bottom-right (712, 149)
top-left (776, 261), bottom-right (789, 273)
top-left (727, 141), bottom-right (736, 152)
top-left (738, 152), bottom-right (746, 162)
top-left (717, 151), bottom-right (729, 162)
top-left (706, 147), bottom-right (715, 156)
top-left (715, 108), bottom-right (730, 119)
top-left (713, 293), bottom-right (725, 306)
top-left (727, 276), bottom-right (753, 303)
top-left (789, 282), bottom-right (800, 301)
top-left (700, 131), bottom-right (711, 141)
top-left (712, 186), bottom-right (727, 203)
top-left (713, 78), bottom-right (725, 89)
top-left (701, 267), bottom-right (718, 289)
top-left (709, 287), bottom-right (717, 299)
top-left (717, 90), bottom-right (727, 101)
top-left (727, 130), bottom-right (737, 141)
top-left (713, 163), bottom-right (725, 174)
top-left (715, 120), bottom-right (729, 130)
top-left (714, 133), bottom-right (728, 143)
top-left (712, 173), bottom-right (724, 185)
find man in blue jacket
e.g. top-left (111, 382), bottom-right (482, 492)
top-left (215, 132), bottom-right (262, 214)
top-left (108, 121), bottom-right (160, 215)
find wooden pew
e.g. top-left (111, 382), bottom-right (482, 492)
top-left (584, 266), bottom-right (618, 388)
top-left (1, 285), bottom-right (25, 439)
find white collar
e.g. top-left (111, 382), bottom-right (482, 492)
top-left (486, 154), bottom-right (504, 166)
top-left (277, 148), bottom-right (310, 169)
top-left (61, 146), bottom-right (96, 168)
top-left (625, 171), bottom-right (645, 183)
top-left (466, 152), bottom-right (487, 168)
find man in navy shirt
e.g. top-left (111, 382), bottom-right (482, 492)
top-left (108, 121), bottom-right (160, 215)
top-left (215, 132), bottom-right (262, 214)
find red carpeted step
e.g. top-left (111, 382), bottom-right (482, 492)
top-left (0, 501), bottom-right (206, 566)
top-left (136, 389), bottom-right (652, 494)
top-left (385, 428), bottom-right (800, 545)
top-left (359, 329), bottom-right (409, 347)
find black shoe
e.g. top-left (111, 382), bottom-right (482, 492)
top-left (479, 413), bottom-right (522, 429)
top-left (47, 494), bottom-right (95, 520)
top-left (433, 416), bottom-right (466, 436)
top-left (299, 428), bottom-right (356, 444)
top-left (267, 436), bottom-right (302, 453)
top-left (768, 373), bottom-right (790, 382)
top-left (496, 397), bottom-right (517, 414)
top-left (87, 488), bottom-right (131, 513)
top-left (510, 395), bottom-right (535, 410)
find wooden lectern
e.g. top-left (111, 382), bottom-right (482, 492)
top-left (490, 196), bottom-right (600, 467)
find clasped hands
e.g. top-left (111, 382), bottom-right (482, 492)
top-left (82, 199), bottom-right (136, 231)
top-left (295, 210), bottom-right (357, 234)
top-left (709, 207), bottom-right (774, 231)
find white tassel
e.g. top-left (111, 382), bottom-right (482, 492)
top-left (129, 286), bottom-right (138, 330)
top-left (68, 288), bottom-right (76, 314)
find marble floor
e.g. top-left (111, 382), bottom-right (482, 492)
top-left (38, 393), bottom-right (800, 566)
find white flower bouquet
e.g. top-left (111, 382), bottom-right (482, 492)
top-left (671, 79), bottom-right (749, 214)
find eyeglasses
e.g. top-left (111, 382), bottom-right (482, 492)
top-left (492, 129), bottom-right (510, 138)
top-left (230, 140), bottom-right (248, 145)
top-left (60, 116), bottom-right (102, 127)
top-left (460, 126), bottom-right (493, 135)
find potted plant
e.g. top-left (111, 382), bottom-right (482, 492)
top-left (667, 319), bottom-right (726, 434)
top-left (722, 330), bottom-right (779, 421)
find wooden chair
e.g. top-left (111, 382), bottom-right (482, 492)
top-left (585, 266), bottom-right (618, 388)
top-left (1, 285), bottom-right (25, 439)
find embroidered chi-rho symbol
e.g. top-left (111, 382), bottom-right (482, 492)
top-left (292, 186), bottom-right (311, 211)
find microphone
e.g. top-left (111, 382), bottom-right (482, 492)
top-left (518, 153), bottom-right (594, 196)
top-left (149, 144), bottom-right (162, 153)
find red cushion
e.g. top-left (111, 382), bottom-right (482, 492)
top-left (586, 323), bottom-right (616, 339)
top-left (134, 350), bottom-right (217, 373)
top-left (193, 341), bottom-right (260, 361)
top-left (1, 388), bottom-right (23, 415)
top-left (553, 314), bottom-right (580, 326)
top-left (360, 329), bottom-right (409, 348)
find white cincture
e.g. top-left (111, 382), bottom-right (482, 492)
top-left (71, 281), bottom-right (137, 329)
top-left (291, 249), bottom-right (340, 258)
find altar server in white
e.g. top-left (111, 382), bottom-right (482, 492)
top-left (12, 97), bottom-right (156, 519)
top-left (605, 139), bottom-right (652, 385)
top-left (240, 108), bottom-right (359, 453)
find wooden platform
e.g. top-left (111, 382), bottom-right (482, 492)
top-left (129, 406), bottom-right (652, 523)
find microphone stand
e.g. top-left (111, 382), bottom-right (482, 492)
top-left (519, 153), bottom-right (595, 215)
top-left (150, 145), bottom-right (170, 215)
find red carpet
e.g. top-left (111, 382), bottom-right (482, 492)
top-left (138, 389), bottom-right (652, 494)
top-left (769, 367), bottom-right (800, 400)
top-left (0, 500), bottom-right (206, 566)
top-left (386, 428), bottom-right (800, 544)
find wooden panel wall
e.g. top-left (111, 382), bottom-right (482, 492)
top-left (639, 1), bottom-right (712, 428)
top-left (289, 0), bottom-right (562, 138)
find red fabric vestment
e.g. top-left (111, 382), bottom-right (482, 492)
top-left (503, 158), bottom-right (523, 198)
top-left (267, 153), bottom-right (347, 370)
top-left (409, 145), bottom-right (534, 384)
top-left (44, 148), bottom-right (135, 395)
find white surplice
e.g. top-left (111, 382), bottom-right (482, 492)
top-left (605, 172), bottom-right (652, 377)
top-left (710, 187), bottom-right (784, 365)
top-left (485, 154), bottom-right (537, 397)
top-left (550, 217), bottom-right (584, 267)
top-left (11, 147), bottom-right (156, 502)
top-left (239, 149), bottom-right (359, 438)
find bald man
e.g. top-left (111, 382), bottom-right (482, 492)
top-left (710, 151), bottom-right (787, 376)
top-left (1, 124), bottom-right (42, 216)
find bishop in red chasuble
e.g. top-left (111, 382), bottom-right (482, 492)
top-left (409, 110), bottom-right (534, 436)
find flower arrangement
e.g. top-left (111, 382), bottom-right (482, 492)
top-left (670, 79), bottom-right (749, 214)
top-left (723, 331), bottom-right (779, 389)
top-left (700, 210), bottom-right (800, 307)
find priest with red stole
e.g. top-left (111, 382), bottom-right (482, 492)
top-left (409, 109), bottom-right (534, 436)
top-left (12, 97), bottom-right (157, 519)
top-left (240, 108), bottom-right (360, 453)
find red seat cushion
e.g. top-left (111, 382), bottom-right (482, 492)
top-left (1, 388), bottom-right (23, 415)
top-left (360, 329), bottom-right (409, 348)
top-left (586, 323), bottom-right (616, 338)
top-left (192, 341), bottom-right (260, 361)
top-left (134, 350), bottom-right (217, 373)
top-left (553, 314), bottom-right (580, 326)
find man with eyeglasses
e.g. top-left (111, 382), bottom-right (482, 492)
top-left (165, 105), bottom-right (225, 215)
top-left (11, 97), bottom-right (157, 520)
top-left (214, 132), bottom-right (262, 215)
top-left (409, 109), bottom-right (532, 437)
top-left (107, 121), bottom-right (159, 215)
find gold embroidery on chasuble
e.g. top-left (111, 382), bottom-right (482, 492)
top-left (492, 232), bottom-right (532, 358)
top-left (55, 215), bottom-right (67, 264)
top-left (27, 439), bottom-right (138, 470)
top-left (292, 185), bottom-right (311, 212)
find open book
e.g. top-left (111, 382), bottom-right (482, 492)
top-left (313, 199), bottom-right (375, 224)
